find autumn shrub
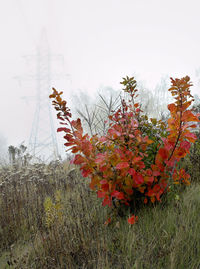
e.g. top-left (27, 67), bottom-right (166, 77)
top-left (50, 76), bottom-right (199, 224)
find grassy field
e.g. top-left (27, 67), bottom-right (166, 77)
top-left (0, 159), bottom-right (199, 269)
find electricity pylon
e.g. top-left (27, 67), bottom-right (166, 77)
top-left (20, 30), bottom-right (68, 162)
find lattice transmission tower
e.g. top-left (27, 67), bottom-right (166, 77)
top-left (20, 31), bottom-right (68, 162)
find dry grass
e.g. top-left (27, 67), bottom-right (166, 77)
top-left (0, 160), bottom-right (199, 268)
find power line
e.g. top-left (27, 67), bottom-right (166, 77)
top-left (19, 30), bottom-right (69, 162)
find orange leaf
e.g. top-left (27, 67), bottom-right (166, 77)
top-left (182, 111), bottom-right (199, 122)
top-left (168, 103), bottom-right (176, 113)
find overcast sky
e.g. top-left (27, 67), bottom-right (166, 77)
top-left (0, 0), bottom-right (200, 156)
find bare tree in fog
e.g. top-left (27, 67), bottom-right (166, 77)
top-left (71, 86), bottom-right (121, 136)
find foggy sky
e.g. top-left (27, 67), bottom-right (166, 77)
top-left (0, 0), bottom-right (200, 153)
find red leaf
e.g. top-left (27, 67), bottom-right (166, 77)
top-left (180, 140), bottom-right (191, 151)
top-left (99, 165), bottom-right (108, 172)
top-left (100, 180), bottom-right (109, 192)
top-left (126, 189), bottom-right (133, 195)
top-left (153, 184), bottom-right (161, 192)
top-left (158, 148), bottom-right (169, 160)
top-left (64, 142), bottom-right (74, 147)
top-left (132, 156), bottom-right (142, 164)
top-left (134, 103), bottom-right (139, 108)
top-left (128, 168), bottom-right (136, 176)
top-left (64, 133), bottom-right (73, 141)
top-left (100, 180), bottom-right (107, 184)
top-left (81, 168), bottom-right (92, 177)
top-left (73, 154), bottom-right (86, 165)
top-left (102, 197), bottom-right (112, 207)
top-left (116, 162), bottom-right (129, 169)
top-left (165, 159), bottom-right (175, 167)
top-left (153, 170), bottom-right (160, 177)
top-left (134, 173), bottom-right (144, 185)
top-left (188, 124), bottom-right (197, 128)
top-left (138, 162), bottom-right (145, 169)
top-left (71, 146), bottom-right (79, 153)
top-left (95, 153), bottom-right (107, 164)
top-left (57, 127), bottom-right (71, 132)
top-left (71, 118), bottom-right (83, 131)
top-left (146, 176), bottom-right (154, 184)
top-left (111, 191), bottom-right (124, 200)
top-left (104, 217), bottom-right (111, 225)
top-left (174, 147), bottom-right (187, 159)
top-left (184, 132), bottom-right (197, 143)
top-left (128, 215), bottom-right (138, 225)
top-left (97, 190), bottom-right (106, 198)
top-left (144, 198), bottom-right (148, 204)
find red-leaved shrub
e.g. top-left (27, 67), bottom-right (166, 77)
top-left (50, 76), bottom-right (199, 224)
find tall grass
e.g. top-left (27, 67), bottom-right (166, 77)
top-left (0, 159), bottom-right (199, 268)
